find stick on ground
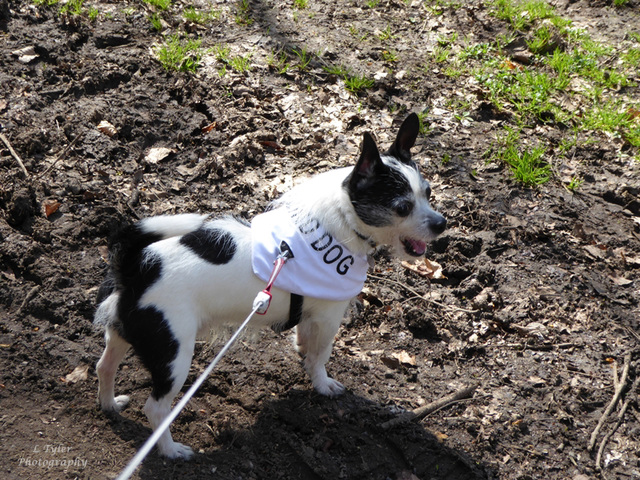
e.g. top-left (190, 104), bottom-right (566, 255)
top-left (381, 382), bottom-right (479, 430)
top-left (0, 133), bottom-right (29, 178)
top-left (589, 353), bottom-right (631, 452)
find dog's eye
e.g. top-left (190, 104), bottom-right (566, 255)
top-left (425, 185), bottom-right (432, 200)
top-left (395, 201), bottom-right (414, 217)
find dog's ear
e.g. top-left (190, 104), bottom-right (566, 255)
top-left (387, 113), bottom-right (420, 163)
top-left (348, 132), bottom-right (384, 191)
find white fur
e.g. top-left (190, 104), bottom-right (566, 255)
top-left (95, 116), bottom-right (445, 459)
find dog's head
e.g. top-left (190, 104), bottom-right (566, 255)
top-left (344, 113), bottom-right (446, 259)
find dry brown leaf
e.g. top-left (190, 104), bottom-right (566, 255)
top-left (64, 364), bottom-right (89, 384)
top-left (381, 351), bottom-right (416, 369)
top-left (401, 258), bottom-right (445, 279)
top-left (145, 147), bottom-right (175, 164)
top-left (201, 122), bottom-right (218, 133)
top-left (44, 200), bottom-right (61, 218)
top-left (610, 276), bottom-right (632, 287)
top-left (393, 351), bottom-right (417, 367)
top-left (97, 120), bottom-right (117, 137)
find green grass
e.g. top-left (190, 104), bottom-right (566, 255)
top-left (88, 6), bottom-right (98, 21)
top-left (492, 128), bottom-right (551, 186)
top-left (566, 176), bottom-right (583, 192)
top-left (378, 25), bottom-right (395, 41)
top-left (229, 54), bottom-right (252, 73)
top-left (322, 65), bottom-right (374, 95)
top-left (59, 0), bottom-right (84, 15)
top-left (183, 6), bottom-right (221, 24)
top-left (155, 35), bottom-right (203, 72)
top-left (144, 0), bottom-right (171, 10)
top-left (268, 50), bottom-right (291, 74)
top-left (381, 49), bottom-right (398, 63)
top-left (344, 73), bottom-right (374, 94)
top-left (488, 0), bottom-right (556, 30)
top-left (323, 64), bottom-right (350, 77)
top-left (149, 13), bottom-right (163, 31)
top-left (293, 0), bottom-right (308, 8)
top-left (32, 0), bottom-right (59, 7)
top-left (292, 47), bottom-right (313, 71)
top-left (235, 0), bottom-right (253, 25)
top-left (417, 112), bottom-right (432, 135)
top-left (581, 100), bottom-right (640, 147)
top-left (432, 45), bottom-right (451, 63)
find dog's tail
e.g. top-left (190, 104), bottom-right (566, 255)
top-left (95, 214), bottom-right (207, 326)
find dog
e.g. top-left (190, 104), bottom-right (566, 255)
top-left (94, 113), bottom-right (446, 459)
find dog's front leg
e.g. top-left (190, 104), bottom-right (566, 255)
top-left (297, 300), bottom-right (349, 397)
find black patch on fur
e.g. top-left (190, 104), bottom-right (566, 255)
top-left (114, 253), bottom-right (179, 400)
top-left (180, 227), bottom-right (236, 265)
top-left (108, 223), bottom-right (165, 290)
top-left (345, 165), bottom-right (413, 227)
top-left (126, 306), bottom-right (179, 400)
top-left (103, 222), bottom-right (179, 400)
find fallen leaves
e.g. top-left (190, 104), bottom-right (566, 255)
top-left (63, 365), bottom-right (89, 384)
top-left (97, 120), bottom-right (117, 137)
top-left (401, 258), bottom-right (445, 279)
top-left (381, 351), bottom-right (417, 369)
top-left (43, 199), bottom-right (61, 218)
top-left (12, 45), bottom-right (38, 64)
top-left (145, 146), bottom-right (175, 164)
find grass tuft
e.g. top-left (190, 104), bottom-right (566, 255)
top-left (155, 35), bottom-right (203, 72)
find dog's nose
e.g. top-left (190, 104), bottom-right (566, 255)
top-left (432, 216), bottom-right (447, 234)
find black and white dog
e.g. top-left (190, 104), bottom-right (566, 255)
top-left (94, 113), bottom-right (446, 459)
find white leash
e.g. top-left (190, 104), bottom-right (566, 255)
top-left (115, 242), bottom-right (294, 480)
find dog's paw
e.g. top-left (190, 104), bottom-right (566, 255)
top-left (160, 442), bottom-right (195, 460)
top-left (314, 378), bottom-right (345, 397)
top-left (101, 395), bottom-right (130, 413)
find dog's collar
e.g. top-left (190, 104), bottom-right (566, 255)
top-left (353, 229), bottom-right (377, 249)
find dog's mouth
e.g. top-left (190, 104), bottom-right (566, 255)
top-left (401, 237), bottom-right (427, 257)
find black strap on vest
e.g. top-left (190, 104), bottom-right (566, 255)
top-left (272, 293), bottom-right (304, 333)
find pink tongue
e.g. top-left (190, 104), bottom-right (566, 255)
top-left (408, 239), bottom-right (426, 255)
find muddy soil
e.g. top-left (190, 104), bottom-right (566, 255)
top-left (1, 0), bottom-right (640, 479)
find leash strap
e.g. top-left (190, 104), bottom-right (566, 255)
top-left (116, 241), bottom-right (296, 480)
top-left (255, 241), bottom-right (295, 315)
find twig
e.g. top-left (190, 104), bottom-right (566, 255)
top-left (36, 136), bottom-right (80, 179)
top-left (589, 353), bottom-right (631, 452)
top-left (368, 273), bottom-right (476, 314)
top-left (595, 376), bottom-right (640, 471)
top-left (381, 382), bottom-right (479, 430)
top-left (16, 285), bottom-right (41, 316)
top-left (0, 133), bottom-right (29, 178)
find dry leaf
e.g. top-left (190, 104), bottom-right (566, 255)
top-left (97, 120), bottom-right (117, 137)
top-left (259, 140), bottom-right (284, 151)
top-left (145, 147), bottom-right (175, 164)
top-left (393, 351), bottom-right (417, 367)
top-left (610, 276), bottom-right (632, 287)
top-left (12, 46), bottom-right (39, 64)
top-left (381, 351), bottom-right (416, 369)
top-left (44, 200), bottom-right (61, 218)
top-left (64, 365), bottom-right (89, 384)
top-left (201, 122), bottom-right (218, 133)
top-left (401, 258), bottom-right (445, 279)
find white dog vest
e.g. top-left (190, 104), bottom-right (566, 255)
top-left (251, 208), bottom-right (369, 301)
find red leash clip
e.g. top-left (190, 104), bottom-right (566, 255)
top-left (254, 241), bottom-right (294, 315)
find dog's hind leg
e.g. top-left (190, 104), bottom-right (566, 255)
top-left (97, 328), bottom-right (131, 412)
top-left (144, 341), bottom-right (196, 460)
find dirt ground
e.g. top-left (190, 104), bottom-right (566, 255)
top-left (1, 0), bottom-right (640, 479)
